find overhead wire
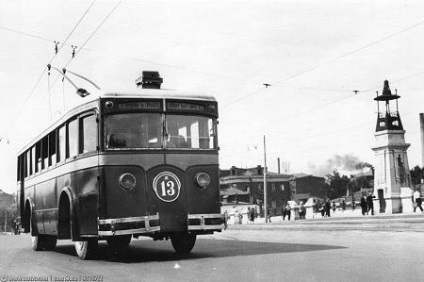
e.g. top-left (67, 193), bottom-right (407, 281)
top-left (6, 0), bottom-right (97, 141)
top-left (0, 23), bottom-right (263, 86)
top-left (225, 17), bottom-right (424, 107)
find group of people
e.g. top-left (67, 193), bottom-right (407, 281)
top-left (360, 192), bottom-right (375, 215)
top-left (315, 199), bottom-right (332, 218)
top-left (281, 202), bottom-right (307, 221)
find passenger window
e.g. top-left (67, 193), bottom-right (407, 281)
top-left (25, 151), bottom-right (30, 177)
top-left (80, 114), bottom-right (97, 153)
top-left (41, 136), bottom-right (48, 169)
top-left (68, 119), bottom-right (78, 158)
top-left (58, 125), bottom-right (66, 162)
top-left (31, 147), bottom-right (35, 175)
top-left (48, 131), bottom-right (57, 166)
top-left (34, 143), bottom-right (41, 173)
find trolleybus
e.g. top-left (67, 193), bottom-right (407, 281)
top-left (16, 71), bottom-right (223, 259)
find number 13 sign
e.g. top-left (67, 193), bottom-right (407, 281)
top-left (152, 172), bottom-right (181, 202)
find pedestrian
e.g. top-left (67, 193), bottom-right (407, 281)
top-left (320, 203), bottom-right (325, 218)
top-left (413, 189), bottom-right (423, 213)
top-left (367, 192), bottom-right (375, 215)
top-left (250, 207), bottom-right (255, 223)
top-left (332, 201), bottom-right (336, 212)
top-left (325, 199), bottom-right (331, 217)
top-left (223, 210), bottom-right (228, 230)
top-left (234, 210), bottom-right (239, 224)
top-left (341, 199), bottom-right (346, 212)
top-left (360, 194), bottom-right (367, 215)
top-left (299, 202), bottom-right (306, 219)
top-left (267, 209), bottom-right (272, 223)
top-left (283, 203), bottom-right (291, 221)
top-left (351, 199), bottom-right (356, 210)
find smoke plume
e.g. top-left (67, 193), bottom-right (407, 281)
top-left (308, 154), bottom-right (372, 177)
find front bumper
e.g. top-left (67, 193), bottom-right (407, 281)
top-left (98, 213), bottom-right (223, 236)
top-left (187, 213), bottom-right (224, 231)
top-left (98, 214), bottom-right (160, 236)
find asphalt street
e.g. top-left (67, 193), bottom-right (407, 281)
top-left (0, 214), bottom-right (423, 282)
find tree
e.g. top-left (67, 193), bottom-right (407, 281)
top-left (324, 169), bottom-right (350, 199)
top-left (410, 166), bottom-right (423, 185)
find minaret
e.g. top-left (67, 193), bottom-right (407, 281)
top-left (371, 80), bottom-right (413, 214)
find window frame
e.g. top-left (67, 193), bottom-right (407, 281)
top-left (79, 112), bottom-right (98, 156)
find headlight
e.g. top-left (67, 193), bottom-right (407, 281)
top-left (119, 173), bottom-right (136, 190)
top-left (195, 172), bottom-right (210, 188)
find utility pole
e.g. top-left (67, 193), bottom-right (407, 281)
top-left (263, 135), bottom-right (268, 223)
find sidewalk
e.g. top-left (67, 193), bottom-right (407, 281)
top-left (227, 211), bottom-right (424, 231)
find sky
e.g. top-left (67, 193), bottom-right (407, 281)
top-left (2, 0), bottom-right (424, 194)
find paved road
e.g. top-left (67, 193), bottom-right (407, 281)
top-left (1, 216), bottom-right (423, 282)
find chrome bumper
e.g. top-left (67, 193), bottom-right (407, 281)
top-left (187, 213), bottom-right (224, 231)
top-left (98, 214), bottom-right (160, 236)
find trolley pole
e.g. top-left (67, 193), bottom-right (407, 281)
top-left (263, 135), bottom-right (268, 223)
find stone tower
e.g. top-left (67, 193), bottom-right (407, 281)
top-left (371, 80), bottom-right (413, 214)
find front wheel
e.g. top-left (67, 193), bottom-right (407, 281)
top-left (30, 216), bottom-right (57, 251)
top-left (106, 235), bottom-right (132, 254)
top-left (75, 239), bottom-right (98, 260)
top-left (171, 232), bottom-right (196, 254)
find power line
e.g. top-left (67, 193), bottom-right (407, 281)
top-left (0, 24), bottom-right (263, 86)
top-left (227, 17), bottom-right (424, 107)
top-left (50, 1), bottom-right (122, 89)
top-left (7, 0), bottom-right (98, 142)
top-left (21, 0), bottom-right (97, 106)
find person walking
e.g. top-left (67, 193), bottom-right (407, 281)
top-left (413, 189), bottom-right (423, 213)
top-left (223, 210), bottom-right (228, 230)
top-left (367, 192), bottom-right (375, 215)
top-left (283, 203), bottom-right (291, 221)
top-left (299, 202), bottom-right (306, 219)
top-left (360, 194), bottom-right (367, 215)
top-left (325, 199), bottom-right (331, 218)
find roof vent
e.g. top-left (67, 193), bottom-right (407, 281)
top-left (135, 71), bottom-right (163, 89)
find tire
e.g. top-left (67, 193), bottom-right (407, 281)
top-left (30, 215), bottom-right (43, 251)
top-left (43, 235), bottom-right (57, 251)
top-left (74, 239), bottom-right (98, 260)
top-left (106, 235), bottom-right (131, 250)
top-left (171, 232), bottom-right (196, 254)
top-left (30, 215), bottom-right (57, 251)
top-left (31, 234), bottom-right (44, 251)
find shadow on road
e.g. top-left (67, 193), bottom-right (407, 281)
top-left (53, 238), bottom-right (346, 263)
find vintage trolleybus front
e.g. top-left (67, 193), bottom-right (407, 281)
top-left (98, 92), bottom-right (222, 250)
top-left (17, 72), bottom-right (223, 260)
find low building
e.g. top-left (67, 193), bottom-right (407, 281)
top-left (220, 166), bottom-right (325, 217)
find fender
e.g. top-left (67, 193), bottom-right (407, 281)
top-left (24, 197), bottom-right (35, 235)
top-left (58, 187), bottom-right (79, 240)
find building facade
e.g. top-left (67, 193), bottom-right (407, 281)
top-left (220, 166), bottom-right (325, 216)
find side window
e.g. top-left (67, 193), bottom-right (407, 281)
top-left (58, 125), bottom-right (66, 162)
top-left (41, 136), bottom-right (48, 170)
top-left (80, 114), bottom-right (97, 154)
top-left (26, 150), bottom-right (31, 177)
top-left (31, 146), bottom-right (36, 175)
top-left (68, 118), bottom-right (78, 158)
top-left (35, 142), bottom-right (41, 173)
top-left (48, 131), bottom-right (57, 166)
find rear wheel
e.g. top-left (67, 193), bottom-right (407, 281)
top-left (30, 216), bottom-right (57, 251)
top-left (107, 235), bottom-right (132, 254)
top-left (171, 232), bottom-right (196, 254)
top-left (75, 239), bottom-right (98, 260)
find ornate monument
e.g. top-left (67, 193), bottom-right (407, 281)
top-left (372, 80), bottom-right (413, 214)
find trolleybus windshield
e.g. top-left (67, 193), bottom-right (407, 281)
top-left (104, 113), bottom-right (216, 149)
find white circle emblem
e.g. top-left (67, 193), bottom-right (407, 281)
top-left (152, 172), bottom-right (181, 202)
